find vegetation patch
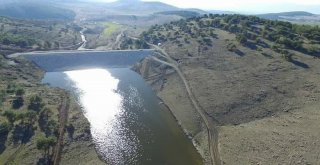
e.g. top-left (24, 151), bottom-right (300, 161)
top-left (0, 17), bottom-right (81, 55)
top-left (103, 22), bottom-right (121, 37)
top-left (0, 54), bottom-right (61, 164)
top-left (0, 53), bottom-right (104, 164)
top-left (128, 14), bottom-right (319, 59)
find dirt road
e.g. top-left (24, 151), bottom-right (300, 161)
top-left (53, 91), bottom-right (70, 165)
top-left (149, 47), bottom-right (221, 165)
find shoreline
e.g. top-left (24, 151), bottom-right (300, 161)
top-left (132, 58), bottom-right (210, 164)
top-left (131, 54), bottom-right (212, 164)
top-left (157, 96), bottom-right (206, 163)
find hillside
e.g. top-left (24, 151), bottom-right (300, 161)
top-left (70, 0), bottom-right (204, 26)
top-left (0, 17), bottom-right (81, 55)
top-left (0, 54), bottom-right (104, 164)
top-left (0, 1), bottom-right (75, 20)
top-left (124, 14), bottom-right (320, 56)
top-left (127, 14), bottom-right (320, 164)
top-left (0, 16), bottom-right (103, 165)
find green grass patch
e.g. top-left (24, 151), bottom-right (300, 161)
top-left (103, 22), bottom-right (121, 37)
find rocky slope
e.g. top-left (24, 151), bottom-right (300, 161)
top-left (132, 15), bottom-right (320, 164)
top-left (0, 54), bottom-right (104, 164)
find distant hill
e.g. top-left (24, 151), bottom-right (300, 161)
top-left (184, 8), bottom-right (208, 15)
top-left (257, 11), bottom-right (316, 20)
top-left (73, 0), bottom-right (205, 25)
top-left (257, 11), bottom-right (320, 25)
top-left (155, 10), bottom-right (202, 18)
top-left (208, 10), bottom-right (237, 15)
top-left (0, 1), bottom-right (75, 20)
top-left (104, 0), bottom-right (179, 14)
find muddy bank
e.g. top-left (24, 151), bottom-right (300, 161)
top-left (132, 59), bottom-right (211, 164)
top-left (59, 93), bottom-right (105, 165)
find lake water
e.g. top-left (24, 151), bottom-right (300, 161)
top-left (42, 67), bottom-right (203, 165)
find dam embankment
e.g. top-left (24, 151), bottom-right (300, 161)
top-left (12, 50), bottom-right (154, 72)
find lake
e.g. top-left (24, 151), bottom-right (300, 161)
top-left (42, 67), bottom-right (203, 164)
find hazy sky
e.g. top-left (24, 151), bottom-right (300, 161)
top-left (95, 0), bottom-right (320, 14)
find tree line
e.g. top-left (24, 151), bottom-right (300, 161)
top-left (132, 14), bottom-right (319, 57)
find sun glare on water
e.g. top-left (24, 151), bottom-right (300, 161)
top-left (65, 68), bottom-right (139, 164)
top-left (65, 69), bottom-right (121, 131)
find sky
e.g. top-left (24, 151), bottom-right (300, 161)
top-left (94, 0), bottom-right (320, 14)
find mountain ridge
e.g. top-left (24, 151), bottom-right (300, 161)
top-left (105, 0), bottom-right (179, 13)
top-left (257, 11), bottom-right (317, 19)
top-left (0, 1), bottom-right (75, 20)
top-left (256, 11), bottom-right (320, 25)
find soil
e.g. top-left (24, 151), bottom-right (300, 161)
top-left (133, 29), bottom-right (320, 164)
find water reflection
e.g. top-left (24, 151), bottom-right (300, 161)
top-left (66, 69), bottom-right (140, 164)
top-left (43, 68), bottom-right (203, 165)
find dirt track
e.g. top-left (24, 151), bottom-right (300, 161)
top-left (53, 91), bottom-right (70, 165)
top-left (149, 44), bottom-right (221, 165)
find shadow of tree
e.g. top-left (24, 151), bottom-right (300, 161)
top-left (0, 133), bottom-right (9, 154)
top-left (245, 42), bottom-right (258, 50)
top-left (38, 116), bottom-right (48, 135)
top-left (261, 52), bottom-right (273, 59)
top-left (66, 124), bottom-right (75, 141)
top-left (12, 97), bottom-right (24, 109)
top-left (12, 124), bottom-right (34, 144)
top-left (37, 157), bottom-right (52, 165)
top-left (235, 49), bottom-right (245, 56)
top-left (290, 59), bottom-right (309, 69)
top-left (211, 33), bottom-right (219, 39)
top-left (297, 48), bottom-right (320, 58)
top-left (257, 41), bottom-right (270, 48)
